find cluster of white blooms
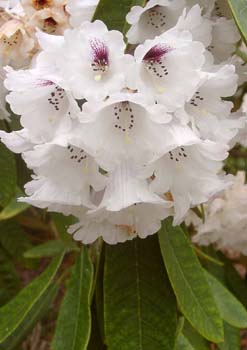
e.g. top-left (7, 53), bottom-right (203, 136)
top-left (0, 0), bottom-right (246, 244)
top-left (0, 0), bottom-right (99, 118)
top-left (192, 172), bottom-right (247, 255)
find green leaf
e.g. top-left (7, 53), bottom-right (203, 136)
top-left (218, 323), bottom-right (240, 350)
top-left (158, 218), bottom-right (223, 343)
top-left (88, 301), bottom-right (107, 350)
top-left (104, 235), bottom-right (177, 350)
top-left (24, 240), bottom-right (78, 259)
top-left (0, 187), bottom-right (29, 221)
top-left (183, 322), bottom-right (210, 350)
top-left (0, 254), bottom-right (63, 349)
top-left (94, 241), bottom-right (105, 343)
top-left (0, 143), bottom-right (16, 208)
top-left (227, 0), bottom-right (247, 44)
top-left (175, 334), bottom-right (195, 350)
top-left (205, 270), bottom-right (247, 328)
top-left (6, 284), bottom-right (58, 350)
top-left (0, 219), bottom-right (32, 262)
top-left (224, 259), bottom-right (247, 309)
top-left (52, 246), bottom-right (94, 350)
top-left (16, 154), bottom-right (32, 189)
top-left (200, 247), bottom-right (225, 284)
top-left (93, 0), bottom-right (146, 32)
top-left (0, 246), bottom-right (20, 306)
top-left (176, 317), bottom-right (185, 339)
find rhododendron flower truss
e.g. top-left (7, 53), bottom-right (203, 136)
top-left (0, 2), bottom-right (245, 246)
top-left (1, 1), bottom-right (247, 349)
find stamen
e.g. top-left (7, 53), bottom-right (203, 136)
top-left (90, 38), bottom-right (109, 78)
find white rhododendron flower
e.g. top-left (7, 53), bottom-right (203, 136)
top-left (185, 0), bottom-right (213, 13)
top-left (69, 200), bottom-right (172, 244)
top-left (0, 64), bottom-right (10, 119)
top-left (20, 142), bottom-right (107, 210)
top-left (21, 0), bottom-right (66, 15)
top-left (1, 66), bottom-right (80, 145)
top-left (0, 18), bottom-right (34, 67)
top-left (242, 94), bottom-right (247, 114)
top-left (193, 172), bottom-right (247, 255)
top-left (174, 5), bottom-right (212, 47)
top-left (229, 54), bottom-right (247, 86)
top-left (208, 17), bottom-right (240, 63)
top-left (38, 20), bottom-right (132, 100)
top-left (210, 0), bottom-right (233, 19)
top-left (26, 7), bottom-right (69, 35)
top-left (69, 92), bottom-right (174, 168)
top-left (149, 136), bottom-right (230, 224)
top-left (133, 29), bottom-right (205, 110)
top-left (0, 0), bottom-right (245, 245)
top-left (232, 94), bottom-right (247, 147)
top-left (175, 64), bottom-right (245, 143)
top-left (126, 0), bottom-right (185, 44)
top-left (0, 0), bottom-right (23, 15)
top-left (68, 162), bottom-right (172, 244)
top-left (66, 0), bottom-right (99, 27)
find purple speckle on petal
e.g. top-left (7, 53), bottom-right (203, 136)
top-left (143, 44), bottom-right (172, 62)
